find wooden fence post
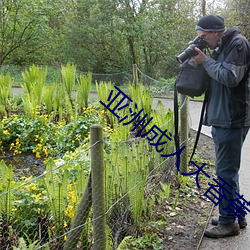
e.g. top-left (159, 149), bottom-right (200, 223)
top-left (133, 64), bottom-right (138, 86)
top-left (91, 124), bottom-right (106, 250)
top-left (63, 175), bottom-right (92, 250)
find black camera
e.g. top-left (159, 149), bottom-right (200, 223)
top-left (176, 36), bottom-right (208, 63)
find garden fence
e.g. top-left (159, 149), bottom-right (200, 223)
top-left (0, 64), bottom-right (191, 249)
top-left (0, 124), bottom-right (181, 249)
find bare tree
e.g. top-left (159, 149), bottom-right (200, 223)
top-left (0, 0), bottom-right (48, 65)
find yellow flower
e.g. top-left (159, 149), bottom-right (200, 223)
top-left (43, 147), bottom-right (49, 157)
top-left (65, 205), bottom-right (74, 218)
top-left (71, 195), bottom-right (76, 204)
top-left (3, 130), bottom-right (9, 135)
top-left (14, 149), bottom-right (22, 155)
top-left (21, 176), bottom-right (32, 181)
top-left (12, 207), bottom-right (17, 212)
top-left (26, 183), bottom-right (37, 191)
top-left (32, 193), bottom-right (42, 201)
top-left (36, 152), bottom-right (41, 159)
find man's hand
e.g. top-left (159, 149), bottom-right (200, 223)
top-left (192, 47), bottom-right (207, 64)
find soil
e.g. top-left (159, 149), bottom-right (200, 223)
top-left (158, 130), bottom-right (216, 250)
top-left (0, 152), bottom-right (45, 180)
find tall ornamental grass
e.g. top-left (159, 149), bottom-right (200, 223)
top-left (0, 73), bottom-right (12, 117)
top-left (76, 71), bottom-right (92, 112)
top-left (21, 65), bottom-right (47, 118)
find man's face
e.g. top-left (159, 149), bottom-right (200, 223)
top-left (196, 30), bottom-right (222, 49)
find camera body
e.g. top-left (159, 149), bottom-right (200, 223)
top-left (176, 36), bottom-right (208, 63)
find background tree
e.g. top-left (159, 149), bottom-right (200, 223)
top-left (65, 0), bottom-right (200, 78)
top-left (0, 0), bottom-right (77, 66)
top-left (64, 0), bottom-right (130, 73)
top-left (0, 0), bottom-right (49, 65)
top-left (0, 0), bottom-right (235, 80)
top-left (220, 0), bottom-right (250, 39)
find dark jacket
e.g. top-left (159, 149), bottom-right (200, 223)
top-left (203, 26), bottom-right (250, 128)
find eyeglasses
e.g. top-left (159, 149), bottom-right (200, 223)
top-left (199, 32), bottom-right (214, 40)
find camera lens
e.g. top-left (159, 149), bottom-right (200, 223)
top-left (176, 44), bottom-right (198, 63)
top-left (176, 36), bottom-right (208, 63)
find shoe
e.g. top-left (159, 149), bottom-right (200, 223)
top-left (211, 217), bottom-right (247, 229)
top-left (204, 223), bottom-right (240, 238)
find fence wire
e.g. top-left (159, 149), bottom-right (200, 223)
top-left (0, 136), bottom-right (178, 249)
top-left (137, 68), bottom-right (175, 97)
top-left (0, 66), bottom-right (193, 249)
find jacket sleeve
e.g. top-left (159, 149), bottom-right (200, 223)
top-left (203, 38), bottom-right (250, 87)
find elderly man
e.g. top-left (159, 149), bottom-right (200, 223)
top-left (192, 15), bottom-right (250, 238)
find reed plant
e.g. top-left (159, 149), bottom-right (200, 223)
top-left (43, 84), bottom-right (56, 114)
top-left (172, 190), bottom-right (180, 210)
top-left (43, 159), bottom-right (69, 240)
top-left (96, 81), bottom-right (117, 128)
top-left (60, 63), bottom-right (76, 102)
top-left (127, 143), bottom-right (149, 224)
top-left (76, 72), bottom-right (92, 112)
top-left (105, 136), bottom-right (154, 225)
top-left (43, 158), bottom-right (89, 223)
top-left (0, 73), bottom-right (12, 116)
top-left (0, 161), bottom-right (14, 222)
top-left (128, 83), bottom-right (153, 123)
top-left (159, 182), bottom-right (171, 202)
top-left (0, 161), bottom-right (17, 250)
top-left (21, 65), bottom-right (47, 118)
top-left (52, 82), bottom-right (73, 122)
top-left (151, 100), bottom-right (175, 158)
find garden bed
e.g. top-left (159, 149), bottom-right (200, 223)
top-left (0, 129), bottom-right (216, 250)
top-left (0, 65), bottom-right (217, 249)
top-left (0, 152), bottom-right (45, 180)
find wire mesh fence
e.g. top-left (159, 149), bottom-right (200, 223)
top-left (0, 65), bottom-right (192, 249)
top-left (0, 126), bottom-right (179, 249)
top-left (1, 64), bottom-right (175, 97)
top-left (138, 68), bottom-right (175, 95)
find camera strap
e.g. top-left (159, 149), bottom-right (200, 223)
top-left (173, 85), bottom-right (208, 169)
top-left (189, 91), bottom-right (208, 162)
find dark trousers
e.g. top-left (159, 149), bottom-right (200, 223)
top-left (211, 126), bottom-right (249, 225)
